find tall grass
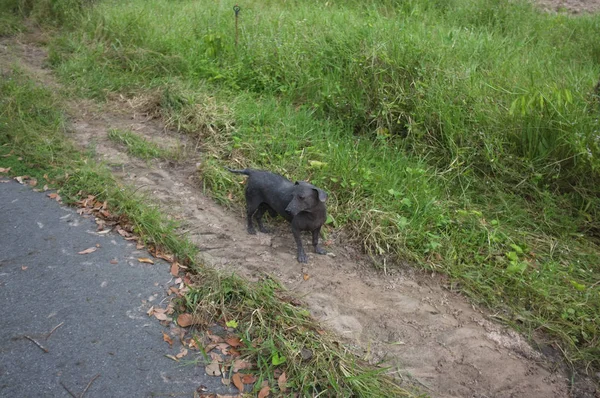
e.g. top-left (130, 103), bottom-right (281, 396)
top-left (15, 0), bottom-right (600, 370)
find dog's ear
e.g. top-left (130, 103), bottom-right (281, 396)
top-left (313, 188), bottom-right (328, 202)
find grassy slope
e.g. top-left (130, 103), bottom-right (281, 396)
top-left (0, 60), bottom-right (414, 397)
top-left (7, 0), bottom-right (599, 370)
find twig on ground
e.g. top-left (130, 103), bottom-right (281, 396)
top-left (59, 374), bottom-right (101, 398)
top-left (80, 374), bottom-right (100, 398)
top-left (23, 335), bottom-right (49, 353)
top-left (60, 381), bottom-right (78, 398)
top-left (45, 322), bottom-right (64, 339)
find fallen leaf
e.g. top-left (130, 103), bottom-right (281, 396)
top-left (225, 337), bottom-right (243, 348)
top-left (278, 372), bottom-right (287, 393)
top-left (147, 306), bottom-right (155, 316)
top-left (209, 352), bottom-right (223, 362)
top-left (258, 385), bottom-right (270, 398)
top-left (303, 273), bottom-right (310, 281)
top-left (136, 242), bottom-right (145, 250)
top-left (162, 332), bottom-right (173, 347)
top-left (170, 262), bottom-right (180, 276)
top-left (241, 374), bottom-right (257, 384)
top-left (228, 348), bottom-right (241, 358)
top-left (28, 178), bottom-right (37, 187)
top-left (21, 266), bottom-right (28, 271)
top-left (0, 167), bottom-right (10, 173)
top-left (154, 312), bottom-right (170, 321)
top-left (165, 354), bottom-right (178, 361)
top-left (221, 378), bottom-right (230, 386)
top-left (232, 359), bottom-right (253, 372)
top-left (175, 348), bottom-right (189, 359)
top-left (205, 362), bottom-right (221, 377)
top-left (176, 313), bottom-right (196, 328)
top-left (14, 176), bottom-right (25, 184)
top-left (138, 257), bottom-right (154, 264)
top-left (78, 247), bottom-right (97, 255)
top-left (188, 339), bottom-right (200, 350)
top-left (207, 333), bottom-right (224, 343)
top-left (232, 373), bottom-right (244, 392)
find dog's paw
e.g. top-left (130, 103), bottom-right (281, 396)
top-left (259, 226), bottom-right (271, 234)
top-left (297, 253), bottom-right (308, 263)
top-left (247, 227), bottom-right (257, 235)
top-left (315, 246), bottom-right (327, 255)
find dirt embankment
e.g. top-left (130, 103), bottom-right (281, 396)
top-left (1, 21), bottom-right (599, 398)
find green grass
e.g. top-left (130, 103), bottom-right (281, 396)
top-left (5, 0), bottom-right (600, 374)
top-left (0, 60), bottom-right (415, 397)
top-left (107, 128), bottom-right (178, 160)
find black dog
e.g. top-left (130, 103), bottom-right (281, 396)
top-left (227, 168), bottom-right (328, 263)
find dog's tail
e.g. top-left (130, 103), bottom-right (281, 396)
top-left (225, 167), bottom-right (251, 176)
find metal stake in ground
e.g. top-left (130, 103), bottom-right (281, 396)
top-left (234, 5), bottom-right (241, 47)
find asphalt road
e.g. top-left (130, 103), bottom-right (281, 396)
top-left (0, 180), bottom-right (233, 397)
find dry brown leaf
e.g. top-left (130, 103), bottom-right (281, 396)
top-left (162, 332), bottom-right (173, 347)
top-left (188, 339), bottom-right (200, 350)
top-left (110, 259), bottom-right (118, 264)
top-left (28, 178), bottom-right (37, 187)
top-left (232, 373), bottom-right (244, 392)
top-left (0, 167), bottom-right (10, 173)
top-left (138, 257), bottom-right (154, 264)
top-left (241, 374), bottom-right (257, 384)
top-left (225, 337), bottom-right (243, 348)
top-left (278, 372), bottom-right (287, 393)
top-left (303, 273), bottom-right (310, 281)
top-left (175, 348), bottom-right (189, 359)
top-left (78, 247), bottom-right (97, 255)
top-left (209, 352), bottom-right (223, 362)
top-left (205, 362), bottom-right (221, 377)
top-left (232, 359), bottom-right (253, 372)
top-left (165, 354), bottom-right (178, 361)
top-left (257, 385), bottom-right (270, 398)
top-left (217, 343), bottom-right (230, 355)
top-left (228, 348), bottom-right (241, 358)
top-left (207, 333), bottom-right (224, 343)
top-left (154, 312), bottom-right (170, 321)
top-left (170, 262), bottom-right (180, 277)
top-left (176, 313), bottom-right (195, 328)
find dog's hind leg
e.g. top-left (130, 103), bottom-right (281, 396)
top-left (245, 200), bottom-right (260, 235)
top-left (312, 227), bottom-right (327, 255)
top-left (253, 203), bottom-right (272, 233)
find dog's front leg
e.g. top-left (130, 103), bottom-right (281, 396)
top-left (312, 227), bottom-right (327, 255)
top-left (292, 226), bottom-right (308, 263)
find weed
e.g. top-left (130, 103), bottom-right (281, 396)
top-left (107, 128), bottom-right (179, 160)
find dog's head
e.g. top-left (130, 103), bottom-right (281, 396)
top-left (285, 181), bottom-right (328, 216)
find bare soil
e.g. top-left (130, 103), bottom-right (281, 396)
top-left (1, 21), bottom-right (598, 398)
top-left (533, 0), bottom-right (600, 13)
